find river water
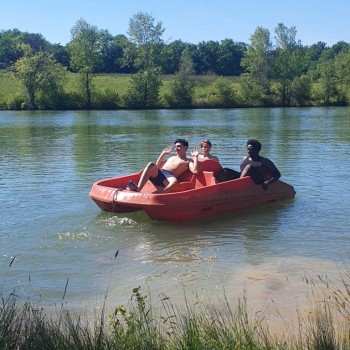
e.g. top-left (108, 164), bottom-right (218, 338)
top-left (1, 108), bottom-right (350, 323)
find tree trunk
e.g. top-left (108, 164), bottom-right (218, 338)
top-left (28, 89), bottom-right (35, 110)
top-left (85, 72), bottom-right (91, 108)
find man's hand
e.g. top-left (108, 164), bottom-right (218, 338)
top-left (191, 147), bottom-right (200, 157)
top-left (162, 145), bottom-right (173, 154)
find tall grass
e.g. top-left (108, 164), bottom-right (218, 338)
top-left (2, 258), bottom-right (350, 349)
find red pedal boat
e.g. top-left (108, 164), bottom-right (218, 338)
top-left (89, 160), bottom-right (296, 222)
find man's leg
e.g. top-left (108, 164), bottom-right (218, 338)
top-left (240, 164), bottom-right (251, 178)
top-left (129, 162), bottom-right (159, 192)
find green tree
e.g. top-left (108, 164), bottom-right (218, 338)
top-left (124, 68), bottom-right (162, 108)
top-left (0, 29), bottom-right (24, 69)
top-left (217, 39), bottom-right (246, 76)
top-left (160, 39), bottom-right (189, 74)
top-left (241, 27), bottom-right (273, 103)
top-left (314, 61), bottom-right (338, 105)
top-left (304, 41), bottom-right (327, 80)
top-left (100, 34), bottom-right (135, 73)
top-left (98, 29), bottom-right (114, 73)
top-left (210, 77), bottom-right (236, 107)
top-left (290, 75), bottom-right (312, 105)
top-left (327, 41), bottom-right (350, 58)
top-left (334, 49), bottom-right (350, 103)
top-left (127, 11), bottom-right (165, 70)
top-left (0, 29), bottom-right (69, 70)
top-left (50, 43), bottom-right (70, 68)
top-left (20, 32), bottom-right (50, 53)
top-left (196, 40), bottom-right (220, 74)
top-left (239, 73), bottom-right (266, 106)
top-left (164, 49), bottom-right (196, 108)
top-left (11, 51), bottom-right (67, 109)
top-left (273, 23), bottom-right (306, 105)
top-left (69, 19), bottom-right (103, 108)
top-left (124, 12), bottom-right (165, 108)
top-left (307, 41), bottom-right (327, 61)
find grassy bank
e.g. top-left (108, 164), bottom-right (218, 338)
top-left (1, 267), bottom-right (350, 349)
top-left (0, 70), bottom-right (242, 110)
top-left (2, 69), bottom-right (350, 110)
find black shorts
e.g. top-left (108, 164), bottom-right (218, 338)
top-left (247, 167), bottom-right (264, 185)
top-left (216, 168), bottom-right (241, 182)
top-left (149, 169), bottom-right (176, 187)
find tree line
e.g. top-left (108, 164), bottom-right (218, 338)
top-left (1, 12), bottom-right (350, 109)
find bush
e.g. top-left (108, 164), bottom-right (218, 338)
top-left (208, 77), bottom-right (236, 107)
top-left (92, 88), bottom-right (120, 109)
top-left (7, 93), bottom-right (27, 110)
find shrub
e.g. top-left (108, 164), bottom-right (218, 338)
top-left (92, 88), bottom-right (120, 109)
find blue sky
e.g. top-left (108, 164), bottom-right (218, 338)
top-left (1, 0), bottom-right (349, 46)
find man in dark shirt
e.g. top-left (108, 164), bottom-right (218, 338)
top-left (240, 139), bottom-right (281, 190)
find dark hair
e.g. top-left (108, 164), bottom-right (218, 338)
top-left (247, 139), bottom-right (262, 152)
top-left (200, 139), bottom-right (212, 147)
top-left (175, 138), bottom-right (188, 147)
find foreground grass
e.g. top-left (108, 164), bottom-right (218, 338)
top-left (1, 270), bottom-right (350, 350)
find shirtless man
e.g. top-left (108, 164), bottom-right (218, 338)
top-left (128, 138), bottom-right (199, 193)
top-left (198, 139), bottom-right (220, 162)
top-left (240, 139), bottom-right (281, 190)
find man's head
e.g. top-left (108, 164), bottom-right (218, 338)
top-left (175, 138), bottom-right (188, 148)
top-left (246, 139), bottom-right (262, 155)
top-left (174, 138), bottom-right (188, 156)
top-left (200, 139), bottom-right (212, 155)
top-left (201, 139), bottom-right (212, 148)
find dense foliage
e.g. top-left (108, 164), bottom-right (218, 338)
top-left (0, 27), bottom-right (245, 76)
top-left (1, 14), bottom-right (350, 109)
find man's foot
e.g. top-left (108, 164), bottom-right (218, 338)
top-left (127, 180), bottom-right (138, 191)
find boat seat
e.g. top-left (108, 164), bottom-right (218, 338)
top-left (198, 160), bottom-right (223, 176)
top-left (195, 171), bottom-right (217, 188)
top-left (177, 170), bottom-right (194, 182)
top-left (173, 181), bottom-right (195, 191)
top-left (177, 171), bottom-right (196, 191)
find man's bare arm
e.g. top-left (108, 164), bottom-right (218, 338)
top-left (189, 147), bottom-right (200, 174)
top-left (156, 146), bottom-right (173, 167)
